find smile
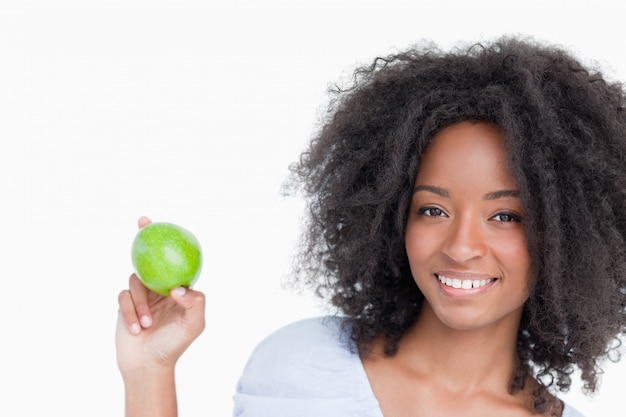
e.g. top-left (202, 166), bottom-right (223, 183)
top-left (436, 274), bottom-right (496, 290)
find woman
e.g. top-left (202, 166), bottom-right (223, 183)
top-left (116, 37), bottom-right (626, 416)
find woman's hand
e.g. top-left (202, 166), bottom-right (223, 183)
top-left (115, 217), bottom-right (206, 417)
top-left (116, 216), bottom-right (206, 376)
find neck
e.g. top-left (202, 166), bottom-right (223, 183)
top-left (399, 302), bottom-right (523, 395)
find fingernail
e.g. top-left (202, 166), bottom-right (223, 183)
top-left (140, 315), bottom-right (151, 327)
top-left (171, 287), bottom-right (186, 297)
top-left (130, 323), bottom-right (140, 334)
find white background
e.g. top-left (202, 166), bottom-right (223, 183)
top-left (1, 1), bottom-right (625, 416)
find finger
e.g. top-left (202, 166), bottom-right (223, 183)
top-left (128, 273), bottom-right (154, 329)
top-left (138, 216), bottom-right (152, 229)
top-left (118, 289), bottom-right (141, 335)
top-left (170, 287), bottom-right (206, 337)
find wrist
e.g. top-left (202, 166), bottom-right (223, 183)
top-left (121, 364), bottom-right (176, 383)
top-left (123, 366), bottom-right (178, 417)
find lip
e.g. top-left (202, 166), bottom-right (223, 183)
top-left (434, 271), bottom-right (498, 299)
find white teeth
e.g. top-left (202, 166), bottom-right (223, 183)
top-left (437, 275), bottom-right (494, 289)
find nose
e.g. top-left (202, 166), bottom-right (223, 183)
top-left (442, 214), bottom-right (487, 263)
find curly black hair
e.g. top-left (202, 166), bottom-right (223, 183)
top-left (288, 36), bottom-right (626, 411)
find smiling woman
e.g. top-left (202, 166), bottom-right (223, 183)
top-left (405, 121), bottom-right (531, 332)
top-left (116, 36), bottom-right (626, 417)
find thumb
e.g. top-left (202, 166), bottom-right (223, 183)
top-left (170, 287), bottom-right (206, 337)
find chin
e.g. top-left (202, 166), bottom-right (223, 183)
top-left (437, 315), bottom-right (488, 332)
top-left (428, 304), bottom-right (524, 334)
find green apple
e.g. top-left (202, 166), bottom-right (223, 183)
top-left (131, 222), bottom-right (202, 296)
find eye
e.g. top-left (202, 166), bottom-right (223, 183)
top-left (417, 206), bottom-right (448, 217)
top-left (491, 212), bottom-right (522, 223)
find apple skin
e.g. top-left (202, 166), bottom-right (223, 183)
top-left (131, 222), bottom-right (202, 296)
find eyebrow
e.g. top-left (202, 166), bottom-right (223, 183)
top-left (484, 189), bottom-right (520, 200)
top-left (413, 184), bottom-right (449, 197)
top-left (413, 185), bottom-right (520, 200)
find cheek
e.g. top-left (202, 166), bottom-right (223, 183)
top-left (495, 234), bottom-right (529, 268)
top-left (492, 232), bottom-right (533, 290)
top-left (405, 223), bottom-right (439, 267)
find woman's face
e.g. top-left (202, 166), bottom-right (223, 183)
top-left (405, 121), bottom-right (531, 332)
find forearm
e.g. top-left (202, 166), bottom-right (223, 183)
top-left (123, 367), bottom-right (177, 417)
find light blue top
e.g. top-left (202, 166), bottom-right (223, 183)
top-left (233, 317), bottom-right (585, 417)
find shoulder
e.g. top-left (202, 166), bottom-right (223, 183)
top-left (251, 316), bottom-right (347, 352)
top-left (561, 401), bottom-right (586, 417)
top-left (233, 316), bottom-right (382, 416)
top-left (235, 316), bottom-right (359, 398)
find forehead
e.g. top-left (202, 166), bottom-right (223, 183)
top-left (416, 121), bottom-right (516, 187)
